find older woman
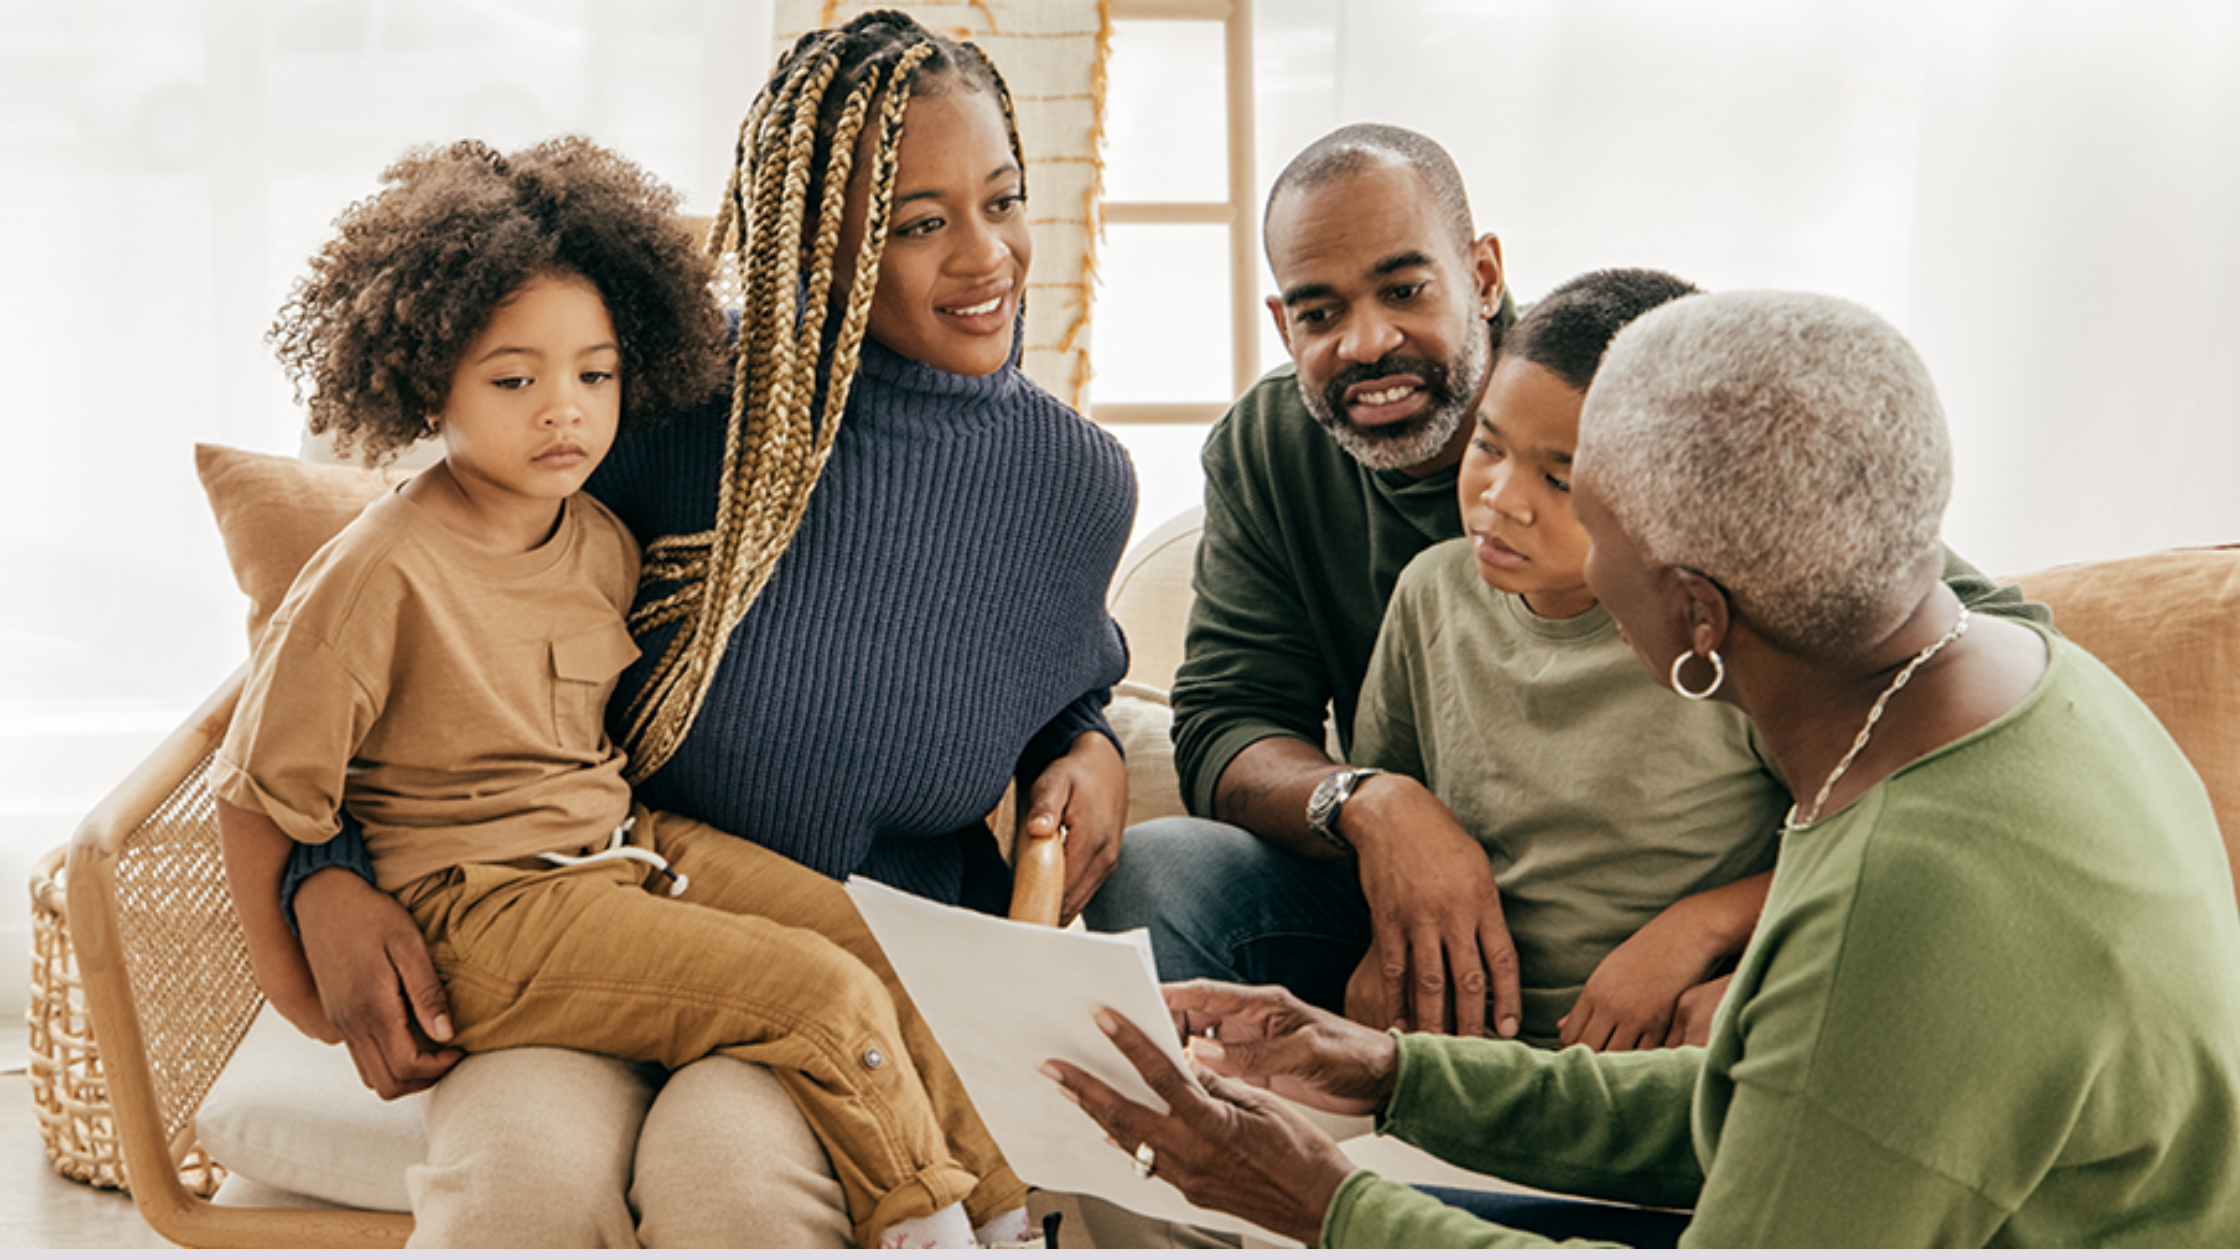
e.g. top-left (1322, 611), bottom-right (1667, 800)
top-left (1049, 290), bottom-right (2240, 1246)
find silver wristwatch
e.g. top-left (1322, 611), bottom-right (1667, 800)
top-left (1306, 767), bottom-right (1383, 855)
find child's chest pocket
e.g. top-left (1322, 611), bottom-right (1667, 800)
top-left (548, 622), bottom-right (642, 751)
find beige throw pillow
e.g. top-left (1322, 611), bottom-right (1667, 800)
top-left (2013, 545), bottom-right (2240, 894)
top-left (194, 443), bottom-right (400, 649)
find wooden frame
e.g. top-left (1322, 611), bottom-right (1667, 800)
top-left (1097, 0), bottom-right (1259, 428)
top-left (65, 667), bottom-right (415, 1247)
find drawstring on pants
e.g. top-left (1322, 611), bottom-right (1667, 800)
top-left (538, 814), bottom-right (689, 896)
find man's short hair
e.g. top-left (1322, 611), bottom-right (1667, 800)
top-left (1265, 123), bottom-right (1476, 255)
top-left (1504, 268), bottom-right (1702, 391)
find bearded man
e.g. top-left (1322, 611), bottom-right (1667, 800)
top-left (1085, 123), bottom-right (1528, 1036)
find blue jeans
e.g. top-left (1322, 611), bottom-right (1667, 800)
top-left (1082, 815), bottom-right (1373, 1012)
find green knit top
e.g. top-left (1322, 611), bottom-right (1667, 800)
top-left (1324, 627), bottom-right (2240, 1247)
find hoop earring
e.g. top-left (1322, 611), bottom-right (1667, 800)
top-left (1669, 648), bottom-right (1725, 700)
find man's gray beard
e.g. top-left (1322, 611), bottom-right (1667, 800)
top-left (1308, 393), bottom-right (1472, 470)
top-left (1298, 322), bottom-right (1491, 471)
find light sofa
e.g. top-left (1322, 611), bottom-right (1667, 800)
top-left (63, 449), bottom-right (2240, 1243)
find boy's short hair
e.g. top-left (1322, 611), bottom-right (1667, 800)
top-left (1504, 268), bottom-right (1702, 391)
top-left (270, 136), bottom-right (727, 466)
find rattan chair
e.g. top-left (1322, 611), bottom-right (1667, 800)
top-left (62, 662), bottom-right (1069, 1248)
top-left (64, 665), bottom-right (409, 1246)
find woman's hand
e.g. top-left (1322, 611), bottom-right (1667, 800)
top-left (294, 868), bottom-right (463, 1099)
top-left (1167, 980), bottom-right (1400, 1116)
top-left (1018, 730), bottom-right (1127, 923)
top-left (1042, 1005), bottom-right (1359, 1245)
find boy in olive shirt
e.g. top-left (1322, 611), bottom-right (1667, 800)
top-left (1353, 270), bottom-right (1775, 1048)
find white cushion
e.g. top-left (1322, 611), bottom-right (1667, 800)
top-left (1109, 507), bottom-right (1204, 694)
top-left (1110, 680), bottom-right (1185, 825)
top-left (195, 1006), bottom-right (424, 1212)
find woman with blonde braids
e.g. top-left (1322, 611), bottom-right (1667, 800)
top-left (283, 10), bottom-right (1132, 1247)
top-left (599, 9), bottom-right (1133, 916)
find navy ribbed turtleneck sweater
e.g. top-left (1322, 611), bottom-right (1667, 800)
top-left (589, 336), bottom-right (1136, 906)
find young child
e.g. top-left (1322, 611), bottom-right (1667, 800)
top-left (1351, 268), bottom-right (1787, 1051)
top-left (214, 135), bottom-right (1029, 1249)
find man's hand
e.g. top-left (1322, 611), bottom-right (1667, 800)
top-left (294, 868), bottom-right (462, 1099)
top-left (1017, 730), bottom-right (1128, 924)
top-left (1343, 949), bottom-right (1403, 1031)
top-left (1341, 775), bottom-right (1520, 1038)
top-left (1043, 1005), bottom-right (1358, 1245)
top-left (1165, 980), bottom-right (1399, 1116)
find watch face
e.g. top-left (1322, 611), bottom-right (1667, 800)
top-left (1308, 772), bottom-right (1344, 832)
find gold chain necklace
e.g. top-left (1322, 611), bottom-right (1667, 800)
top-left (1785, 605), bottom-right (1972, 830)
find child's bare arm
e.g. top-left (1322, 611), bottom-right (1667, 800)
top-left (1558, 870), bottom-right (1773, 1051)
top-left (216, 798), bottom-right (343, 1043)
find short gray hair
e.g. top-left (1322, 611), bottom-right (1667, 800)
top-left (1577, 290), bottom-right (1953, 650)
top-left (1266, 123), bottom-right (1475, 255)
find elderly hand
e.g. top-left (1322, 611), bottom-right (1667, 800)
top-left (1166, 980), bottom-right (1399, 1115)
top-left (295, 868), bottom-right (463, 1099)
top-left (1019, 730), bottom-right (1128, 924)
top-left (1042, 1005), bottom-right (1359, 1245)
top-left (1341, 774), bottom-right (1522, 1038)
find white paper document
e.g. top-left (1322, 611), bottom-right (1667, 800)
top-left (844, 878), bottom-right (1283, 1243)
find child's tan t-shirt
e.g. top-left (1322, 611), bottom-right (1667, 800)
top-left (213, 489), bottom-right (642, 891)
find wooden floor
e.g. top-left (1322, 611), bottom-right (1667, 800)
top-left (2, 1017), bottom-right (172, 1249)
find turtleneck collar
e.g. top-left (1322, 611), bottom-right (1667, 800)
top-left (846, 333), bottom-right (1029, 437)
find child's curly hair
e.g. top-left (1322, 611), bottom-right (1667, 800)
top-left (270, 136), bottom-right (727, 466)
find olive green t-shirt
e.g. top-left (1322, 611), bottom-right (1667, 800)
top-left (1352, 539), bottom-right (1785, 1044)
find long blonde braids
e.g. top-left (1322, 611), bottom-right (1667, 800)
top-left (620, 11), bottom-right (1025, 783)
